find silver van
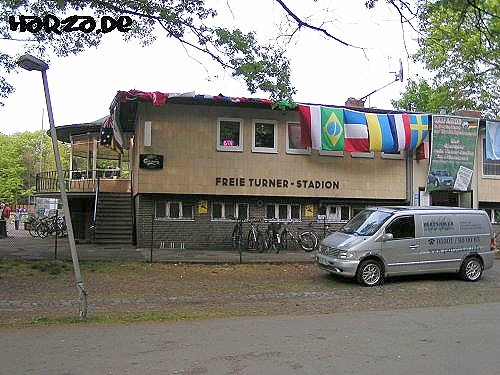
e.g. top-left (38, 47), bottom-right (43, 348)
top-left (315, 206), bottom-right (496, 286)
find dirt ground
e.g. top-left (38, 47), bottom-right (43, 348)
top-left (1, 258), bottom-right (500, 326)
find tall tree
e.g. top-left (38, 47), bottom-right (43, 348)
top-left (0, 131), bottom-right (69, 204)
top-left (1, 0), bottom-right (295, 103)
top-left (393, 0), bottom-right (499, 116)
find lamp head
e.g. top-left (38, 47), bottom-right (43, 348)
top-left (17, 54), bottom-right (49, 71)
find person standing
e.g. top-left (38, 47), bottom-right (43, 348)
top-left (1, 203), bottom-right (11, 237)
top-left (14, 209), bottom-right (21, 230)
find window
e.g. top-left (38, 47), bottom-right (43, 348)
top-left (155, 201), bottom-right (194, 220)
top-left (482, 138), bottom-right (500, 177)
top-left (386, 216), bottom-right (415, 239)
top-left (381, 151), bottom-right (404, 159)
top-left (351, 151), bottom-right (375, 158)
top-left (252, 120), bottom-right (277, 153)
top-left (325, 205), bottom-right (351, 222)
top-left (483, 208), bottom-right (500, 224)
top-left (211, 202), bottom-right (248, 220)
top-left (286, 122), bottom-right (310, 155)
top-left (266, 203), bottom-right (301, 221)
top-left (217, 118), bottom-right (243, 152)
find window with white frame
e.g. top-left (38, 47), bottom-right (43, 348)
top-left (381, 150), bottom-right (404, 159)
top-left (266, 203), bottom-right (301, 221)
top-left (483, 208), bottom-right (500, 224)
top-left (286, 122), bottom-right (310, 155)
top-left (482, 138), bottom-right (500, 177)
top-left (324, 205), bottom-right (351, 222)
top-left (212, 202), bottom-right (248, 220)
top-left (350, 151), bottom-right (375, 158)
top-left (155, 201), bottom-right (194, 220)
top-left (217, 118), bottom-right (243, 151)
top-left (252, 120), bottom-right (278, 153)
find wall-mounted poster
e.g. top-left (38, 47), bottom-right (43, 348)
top-left (426, 115), bottom-right (479, 192)
top-left (197, 201), bottom-right (208, 214)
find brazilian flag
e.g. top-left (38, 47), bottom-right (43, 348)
top-left (321, 107), bottom-right (345, 151)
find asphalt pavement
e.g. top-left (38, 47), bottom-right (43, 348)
top-left (1, 303), bottom-right (499, 375)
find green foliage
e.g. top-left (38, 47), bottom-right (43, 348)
top-left (0, 130), bottom-right (69, 204)
top-left (408, 0), bottom-right (499, 116)
top-left (1, 0), bottom-right (295, 103)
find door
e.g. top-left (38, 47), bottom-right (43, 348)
top-left (381, 215), bottom-right (420, 275)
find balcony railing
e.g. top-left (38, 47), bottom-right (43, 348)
top-left (36, 169), bottom-right (129, 194)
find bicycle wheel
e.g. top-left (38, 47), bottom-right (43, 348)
top-left (299, 231), bottom-right (318, 252)
top-left (231, 225), bottom-right (242, 250)
top-left (36, 221), bottom-right (50, 238)
top-left (247, 229), bottom-right (258, 250)
top-left (256, 231), bottom-right (268, 252)
top-left (28, 220), bottom-right (39, 237)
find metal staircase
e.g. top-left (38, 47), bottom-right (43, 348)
top-left (94, 192), bottom-right (134, 244)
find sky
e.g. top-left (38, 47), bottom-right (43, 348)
top-left (0, 1), bottom-right (423, 135)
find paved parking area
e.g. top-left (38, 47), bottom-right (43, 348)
top-left (0, 221), bottom-right (314, 263)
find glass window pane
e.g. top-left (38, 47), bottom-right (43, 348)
top-left (155, 201), bottom-right (166, 218)
top-left (220, 121), bottom-right (240, 147)
top-left (278, 204), bottom-right (288, 220)
top-left (238, 204), bottom-right (248, 220)
top-left (169, 202), bottom-right (180, 218)
top-left (288, 123), bottom-right (304, 149)
top-left (212, 203), bottom-right (222, 219)
top-left (183, 203), bottom-right (193, 219)
top-left (255, 122), bottom-right (275, 148)
top-left (266, 204), bottom-right (275, 220)
top-left (225, 203), bottom-right (235, 219)
top-left (340, 206), bottom-right (350, 221)
top-left (291, 205), bottom-right (300, 220)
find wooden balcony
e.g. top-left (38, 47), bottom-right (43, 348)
top-left (36, 170), bottom-right (131, 194)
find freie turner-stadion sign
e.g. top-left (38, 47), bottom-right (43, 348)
top-left (427, 115), bottom-right (479, 193)
top-left (215, 177), bottom-right (340, 190)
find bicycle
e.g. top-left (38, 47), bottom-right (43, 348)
top-left (275, 222), bottom-right (318, 252)
top-left (246, 218), bottom-right (268, 252)
top-left (230, 216), bottom-right (245, 250)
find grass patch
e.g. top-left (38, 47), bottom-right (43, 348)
top-left (3, 310), bottom-right (264, 328)
top-left (30, 261), bottom-right (70, 275)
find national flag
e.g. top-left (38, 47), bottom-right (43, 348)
top-left (366, 113), bottom-right (396, 152)
top-left (321, 107), bottom-right (344, 151)
top-left (486, 121), bottom-right (500, 160)
top-left (387, 113), bottom-right (411, 151)
top-left (343, 109), bottom-right (369, 152)
top-left (297, 104), bottom-right (322, 150)
top-left (409, 114), bottom-right (429, 151)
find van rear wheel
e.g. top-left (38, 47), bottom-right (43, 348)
top-left (356, 259), bottom-right (383, 286)
top-left (460, 257), bottom-right (483, 282)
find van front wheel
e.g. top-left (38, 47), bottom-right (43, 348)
top-left (460, 257), bottom-right (483, 282)
top-left (356, 259), bottom-right (383, 286)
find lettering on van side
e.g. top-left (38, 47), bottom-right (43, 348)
top-left (427, 236), bottom-right (481, 254)
top-left (429, 245), bottom-right (480, 254)
top-left (423, 218), bottom-right (454, 232)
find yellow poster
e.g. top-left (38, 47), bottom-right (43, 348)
top-left (198, 201), bottom-right (208, 214)
top-left (304, 204), bottom-right (314, 217)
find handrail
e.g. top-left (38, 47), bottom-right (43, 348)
top-left (36, 169), bottom-right (126, 193)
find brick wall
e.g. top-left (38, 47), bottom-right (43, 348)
top-left (134, 194), bottom-right (360, 250)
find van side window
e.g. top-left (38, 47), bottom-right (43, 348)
top-left (386, 216), bottom-right (415, 239)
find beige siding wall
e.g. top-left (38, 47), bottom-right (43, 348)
top-left (130, 103), bottom-right (409, 200)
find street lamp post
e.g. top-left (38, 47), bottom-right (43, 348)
top-left (17, 54), bottom-right (88, 319)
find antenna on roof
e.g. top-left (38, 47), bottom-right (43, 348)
top-left (358, 58), bottom-right (404, 102)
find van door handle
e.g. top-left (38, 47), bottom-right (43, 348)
top-left (409, 244), bottom-right (419, 249)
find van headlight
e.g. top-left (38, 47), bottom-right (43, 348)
top-left (338, 250), bottom-right (353, 259)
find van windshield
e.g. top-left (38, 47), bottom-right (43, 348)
top-left (341, 209), bottom-right (393, 236)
